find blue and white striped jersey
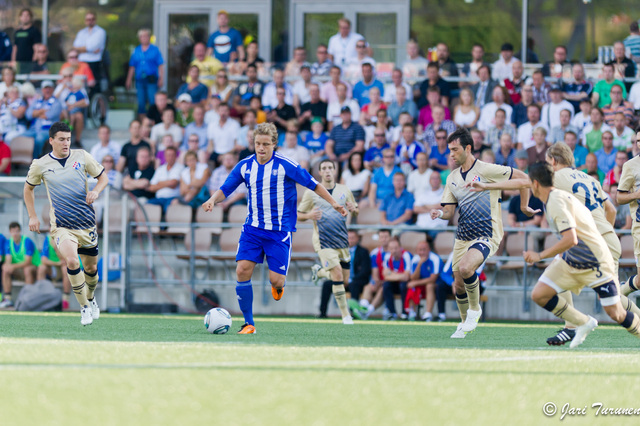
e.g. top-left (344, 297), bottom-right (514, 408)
top-left (220, 153), bottom-right (318, 232)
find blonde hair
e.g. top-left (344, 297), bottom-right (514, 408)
top-left (546, 141), bottom-right (575, 168)
top-left (254, 122), bottom-right (278, 145)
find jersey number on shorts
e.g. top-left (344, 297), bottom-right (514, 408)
top-left (89, 231), bottom-right (97, 242)
top-left (572, 182), bottom-right (605, 211)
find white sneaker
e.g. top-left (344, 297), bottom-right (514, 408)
top-left (423, 312), bottom-right (433, 322)
top-left (451, 323), bottom-right (467, 339)
top-left (80, 305), bottom-right (93, 326)
top-left (310, 264), bottom-right (322, 285)
top-left (89, 298), bottom-right (100, 319)
top-left (342, 315), bottom-right (354, 325)
top-left (361, 305), bottom-right (374, 320)
top-left (569, 316), bottom-right (598, 349)
top-left (461, 307), bottom-right (483, 332)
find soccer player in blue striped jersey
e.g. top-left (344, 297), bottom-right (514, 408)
top-left (202, 123), bottom-right (347, 334)
top-left (23, 122), bottom-right (108, 326)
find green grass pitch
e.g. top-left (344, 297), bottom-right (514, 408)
top-left (1, 311), bottom-right (640, 426)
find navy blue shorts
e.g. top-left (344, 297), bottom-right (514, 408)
top-left (236, 225), bottom-right (292, 275)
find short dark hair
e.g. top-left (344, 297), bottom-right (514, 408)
top-left (527, 104), bottom-right (541, 113)
top-left (9, 221), bottom-right (20, 230)
top-left (319, 158), bottom-right (336, 170)
top-left (378, 228), bottom-right (391, 236)
top-left (49, 121), bottom-right (71, 138)
top-left (246, 64), bottom-right (257, 72)
top-left (347, 151), bottom-right (363, 175)
top-left (427, 61), bottom-right (439, 70)
top-left (529, 162), bottom-right (554, 187)
top-left (478, 64), bottom-right (491, 76)
top-left (631, 21), bottom-right (639, 33)
top-left (447, 128), bottom-right (473, 150)
top-left (164, 146), bottom-right (178, 154)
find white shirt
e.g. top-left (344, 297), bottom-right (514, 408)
top-left (628, 81), bottom-right (640, 109)
top-left (278, 145), bottom-right (310, 165)
top-left (571, 111), bottom-right (592, 138)
top-left (204, 109), bottom-right (220, 125)
top-left (327, 99), bottom-right (361, 126)
top-left (414, 187), bottom-right (447, 229)
top-left (382, 82), bottom-right (413, 103)
top-left (492, 56), bottom-right (516, 82)
top-left (181, 162), bottom-right (209, 185)
top-left (150, 163), bottom-right (184, 199)
top-left (540, 100), bottom-right (575, 129)
top-left (327, 31), bottom-right (364, 67)
top-left (477, 102), bottom-right (513, 132)
top-left (207, 118), bottom-right (241, 154)
top-left (612, 126), bottom-right (635, 151)
top-left (516, 121), bottom-right (549, 150)
top-left (261, 81), bottom-right (293, 110)
top-left (73, 25), bottom-right (107, 63)
top-left (341, 169), bottom-right (371, 193)
top-left (407, 168), bottom-right (433, 196)
top-left (292, 79), bottom-right (318, 106)
top-left (0, 82), bottom-right (21, 100)
top-left (90, 141), bottom-right (122, 164)
top-left (150, 123), bottom-right (183, 150)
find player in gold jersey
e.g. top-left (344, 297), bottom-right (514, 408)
top-left (617, 128), bottom-right (640, 297)
top-left (23, 122), bottom-right (108, 326)
top-left (298, 159), bottom-right (359, 324)
top-left (430, 128), bottom-right (535, 338)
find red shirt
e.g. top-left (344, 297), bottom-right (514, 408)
top-left (0, 141), bottom-right (10, 175)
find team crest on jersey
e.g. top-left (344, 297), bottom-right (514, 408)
top-left (272, 169), bottom-right (278, 176)
top-left (72, 161), bottom-right (81, 170)
top-left (472, 175), bottom-right (481, 182)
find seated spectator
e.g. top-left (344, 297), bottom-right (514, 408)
top-left (209, 70), bottom-right (234, 105)
top-left (292, 64), bottom-right (317, 114)
top-left (414, 171), bottom-right (447, 231)
top-left (146, 91), bottom-right (175, 125)
top-left (460, 43), bottom-right (489, 83)
top-left (516, 104), bottom-right (548, 150)
top-left (358, 228), bottom-right (390, 319)
top-left (344, 39), bottom-right (376, 78)
top-left (406, 240), bottom-right (444, 321)
top-left (629, 78), bottom-right (640, 111)
top-left (262, 68), bottom-right (293, 110)
top-left (453, 88), bottom-right (480, 129)
top-left (609, 41), bottom-right (636, 89)
top-left (175, 95), bottom-right (193, 127)
top-left (187, 42), bottom-right (223, 89)
top-left (429, 129), bottom-right (450, 172)
top-left (571, 99), bottom-right (592, 138)
top-left (178, 134), bottom-right (207, 165)
top-left (562, 63), bottom-right (593, 111)
top-left (603, 150), bottom-right (628, 193)
top-left (368, 148), bottom-right (402, 207)
top-left (238, 129), bottom-right (256, 161)
top-left (325, 106), bottom-right (365, 163)
top-left (541, 45), bottom-right (571, 78)
top-left (582, 152), bottom-right (605, 184)
top-left (365, 109), bottom-right (391, 147)
top-left (182, 105), bottom-right (207, 150)
top-left (340, 151), bottom-right (370, 201)
top-left (582, 107), bottom-right (612, 153)
top-left (342, 230), bottom-right (371, 316)
top-left (395, 123), bottom-right (424, 171)
top-left (471, 129), bottom-right (492, 159)
top-left (22, 80), bottom-right (62, 157)
top-left (37, 233), bottom-right (70, 309)
top-left (381, 236), bottom-right (413, 320)
top-left (436, 42), bottom-right (458, 92)
top-left (383, 69), bottom-right (413, 106)
top-left (609, 183), bottom-right (632, 230)
top-left (402, 39), bottom-right (429, 78)
top-left (417, 86), bottom-right (451, 129)
top-left (284, 46), bottom-right (307, 78)
top-left (541, 87), bottom-right (575, 129)
top-left (594, 131), bottom-right (617, 175)
top-left (563, 131), bottom-right (588, 169)
top-left (439, 153), bottom-right (457, 184)
top-left (326, 82), bottom-right (360, 130)
top-left (387, 85), bottom-right (417, 127)
top-left (0, 66), bottom-right (21, 99)
top-left (602, 84), bottom-right (635, 127)
top-left (592, 63), bottom-right (626, 108)
top-left (207, 153), bottom-right (247, 212)
top-left (231, 64), bottom-right (263, 116)
top-left (526, 127), bottom-right (550, 165)
top-left (352, 63), bottom-right (384, 107)
top-left (236, 108), bottom-right (257, 149)
top-left (28, 43), bottom-right (50, 79)
top-left (320, 66), bottom-right (352, 105)
top-left (90, 125), bottom-right (121, 164)
top-left (418, 62), bottom-right (450, 109)
top-left (380, 172), bottom-right (414, 225)
top-left (279, 130), bottom-right (310, 169)
top-left (0, 137), bottom-right (10, 175)
top-left (61, 76), bottom-right (89, 144)
top-left (492, 42), bottom-right (516, 82)
top-left (486, 108), bottom-right (516, 151)
top-left (155, 134), bottom-right (180, 168)
top-left (141, 116), bottom-right (154, 140)
top-left (178, 150), bottom-right (211, 208)
top-left (477, 86), bottom-right (513, 133)
top-left (231, 40), bottom-right (264, 75)
top-left (101, 155), bottom-right (122, 190)
top-left (548, 108), bottom-right (579, 144)
top-left (511, 84), bottom-right (534, 128)
top-left (176, 65), bottom-right (208, 106)
top-left (299, 83), bottom-right (327, 132)
top-left (423, 105), bottom-right (456, 148)
top-left (514, 149), bottom-right (529, 173)
top-left (206, 103), bottom-right (241, 161)
top-left (531, 70), bottom-right (551, 106)
top-left (508, 194), bottom-right (544, 228)
top-left (611, 112), bottom-right (635, 152)
top-left (146, 146), bottom-right (183, 212)
top-left (204, 95), bottom-right (221, 125)
top-left (407, 152), bottom-right (432, 196)
top-left (504, 60), bottom-right (528, 104)
top-left (267, 87), bottom-right (297, 137)
top-left (469, 65), bottom-right (497, 109)
top-left (122, 146), bottom-right (155, 201)
top-left (303, 117), bottom-right (327, 166)
top-left (117, 119), bottom-right (151, 173)
top-left (495, 133), bottom-right (517, 168)
top-left (310, 44), bottom-right (332, 77)
top-left (0, 86), bottom-right (27, 143)
top-left (149, 108), bottom-right (183, 152)
top-left (0, 222), bottom-right (36, 308)
top-left (359, 87), bottom-right (386, 127)
top-left (364, 128), bottom-right (390, 171)
top-left (481, 149), bottom-right (496, 165)
top-left (250, 96), bottom-right (267, 124)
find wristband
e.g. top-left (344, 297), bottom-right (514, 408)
top-left (437, 210), bottom-right (444, 219)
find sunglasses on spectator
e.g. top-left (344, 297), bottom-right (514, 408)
top-left (375, 133), bottom-right (385, 137)
top-left (356, 44), bottom-right (366, 48)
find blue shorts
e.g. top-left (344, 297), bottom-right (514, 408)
top-left (236, 225), bottom-right (292, 275)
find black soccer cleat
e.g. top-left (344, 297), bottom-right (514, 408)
top-left (546, 328), bottom-right (576, 346)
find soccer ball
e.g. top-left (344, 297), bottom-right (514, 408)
top-left (204, 307), bottom-right (232, 334)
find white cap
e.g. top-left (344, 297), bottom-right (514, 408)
top-left (177, 93), bottom-right (193, 103)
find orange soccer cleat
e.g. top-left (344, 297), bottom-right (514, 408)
top-left (237, 323), bottom-right (256, 334)
top-left (271, 286), bottom-right (284, 301)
